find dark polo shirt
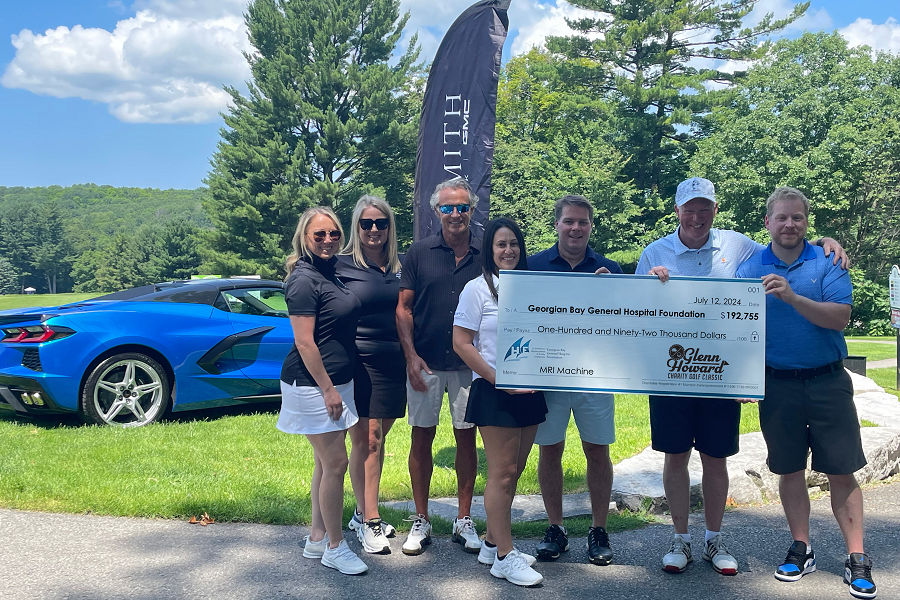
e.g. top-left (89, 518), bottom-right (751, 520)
top-left (336, 253), bottom-right (404, 356)
top-left (528, 243), bottom-right (623, 274)
top-left (281, 255), bottom-right (361, 387)
top-left (400, 231), bottom-right (483, 371)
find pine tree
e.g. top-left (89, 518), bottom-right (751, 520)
top-left (547, 0), bottom-right (808, 229)
top-left (28, 204), bottom-right (71, 294)
top-left (0, 257), bottom-right (20, 295)
top-left (491, 50), bottom-right (641, 253)
top-left (203, 0), bottom-right (420, 278)
top-left (692, 32), bottom-right (900, 280)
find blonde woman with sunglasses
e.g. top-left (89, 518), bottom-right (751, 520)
top-left (279, 206), bottom-right (366, 575)
top-left (337, 195), bottom-right (405, 554)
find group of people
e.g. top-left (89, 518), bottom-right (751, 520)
top-left (276, 175), bottom-right (876, 598)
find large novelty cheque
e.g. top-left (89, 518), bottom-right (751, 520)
top-left (495, 272), bottom-right (766, 399)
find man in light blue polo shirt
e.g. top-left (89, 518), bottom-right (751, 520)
top-left (736, 187), bottom-right (875, 599)
top-left (637, 177), bottom-right (848, 577)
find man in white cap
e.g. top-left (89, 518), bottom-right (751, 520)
top-left (636, 177), bottom-right (847, 577)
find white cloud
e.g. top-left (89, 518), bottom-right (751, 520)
top-left (5, 0), bottom-right (872, 125)
top-left (398, 0), bottom-right (487, 62)
top-left (840, 17), bottom-right (900, 54)
top-left (396, 0), bottom-right (595, 62)
top-left (2, 4), bottom-right (250, 123)
top-left (509, 0), bottom-right (600, 56)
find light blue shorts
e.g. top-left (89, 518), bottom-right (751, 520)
top-left (533, 391), bottom-right (615, 446)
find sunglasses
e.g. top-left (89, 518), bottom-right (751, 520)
top-left (359, 218), bottom-right (390, 231)
top-left (438, 204), bottom-right (470, 214)
top-left (311, 230), bottom-right (342, 242)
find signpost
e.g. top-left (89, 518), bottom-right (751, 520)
top-left (890, 265), bottom-right (900, 388)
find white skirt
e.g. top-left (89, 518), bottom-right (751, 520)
top-left (277, 380), bottom-right (359, 435)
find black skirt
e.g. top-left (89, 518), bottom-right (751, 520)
top-left (354, 349), bottom-right (407, 419)
top-left (465, 377), bottom-right (547, 428)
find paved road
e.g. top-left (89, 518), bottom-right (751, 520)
top-left (867, 358), bottom-right (896, 369)
top-left (1, 483), bottom-right (897, 600)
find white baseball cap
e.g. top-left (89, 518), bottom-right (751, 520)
top-left (675, 177), bottom-right (716, 207)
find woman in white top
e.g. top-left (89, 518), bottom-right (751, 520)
top-left (453, 217), bottom-right (547, 587)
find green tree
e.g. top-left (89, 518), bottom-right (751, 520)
top-left (848, 269), bottom-right (893, 336)
top-left (0, 257), bottom-right (20, 294)
top-left (73, 220), bottom-right (204, 292)
top-left (28, 204), bottom-right (71, 294)
top-left (0, 203), bottom-right (37, 289)
top-left (157, 219), bottom-right (203, 281)
top-left (692, 32), bottom-right (900, 280)
top-left (492, 50), bottom-right (641, 254)
top-left (84, 235), bottom-right (140, 294)
top-left (0, 184), bottom-right (211, 293)
top-left (203, 0), bottom-right (420, 278)
top-left (0, 202), bottom-right (73, 293)
top-left (546, 0), bottom-right (808, 232)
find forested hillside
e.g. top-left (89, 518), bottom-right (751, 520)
top-left (0, 185), bottom-right (208, 295)
top-left (0, 185), bottom-right (211, 232)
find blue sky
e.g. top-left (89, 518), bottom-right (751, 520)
top-left (1, 0), bottom-right (898, 191)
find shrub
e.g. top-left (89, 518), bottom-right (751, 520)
top-left (847, 269), bottom-right (893, 336)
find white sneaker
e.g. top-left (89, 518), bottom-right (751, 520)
top-left (703, 534), bottom-right (738, 575)
top-left (452, 516), bottom-right (482, 553)
top-left (490, 549), bottom-right (543, 586)
top-left (321, 540), bottom-right (368, 575)
top-left (348, 509), bottom-right (395, 537)
top-left (302, 533), bottom-right (329, 559)
top-left (357, 519), bottom-right (391, 554)
top-left (478, 543), bottom-right (537, 566)
top-left (662, 535), bottom-right (693, 573)
top-left (401, 514), bottom-right (432, 555)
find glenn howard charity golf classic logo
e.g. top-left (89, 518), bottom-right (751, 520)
top-left (667, 344), bottom-right (729, 381)
top-left (504, 337), bottom-right (531, 361)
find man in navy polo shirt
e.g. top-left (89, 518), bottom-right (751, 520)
top-left (736, 187), bottom-right (875, 599)
top-left (528, 194), bottom-right (622, 566)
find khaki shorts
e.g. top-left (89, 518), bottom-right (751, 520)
top-left (407, 369), bottom-right (474, 429)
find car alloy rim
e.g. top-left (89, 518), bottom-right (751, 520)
top-left (93, 359), bottom-right (164, 426)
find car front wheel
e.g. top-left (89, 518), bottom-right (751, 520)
top-left (82, 353), bottom-right (170, 427)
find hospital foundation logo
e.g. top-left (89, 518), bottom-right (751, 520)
top-left (667, 344), bottom-right (729, 375)
top-left (504, 337), bottom-right (531, 361)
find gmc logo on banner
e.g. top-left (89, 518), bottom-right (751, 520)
top-left (443, 94), bottom-right (471, 179)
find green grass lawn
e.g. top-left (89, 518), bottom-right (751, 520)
top-left (846, 335), bottom-right (898, 343)
top-left (0, 393), bottom-right (761, 532)
top-left (846, 341), bottom-right (898, 362)
top-left (868, 367), bottom-right (899, 399)
top-left (0, 293), bottom-right (98, 311)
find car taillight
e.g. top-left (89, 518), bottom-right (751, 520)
top-left (1, 325), bottom-right (74, 343)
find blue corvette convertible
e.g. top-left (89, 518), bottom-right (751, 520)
top-left (0, 279), bottom-right (295, 427)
